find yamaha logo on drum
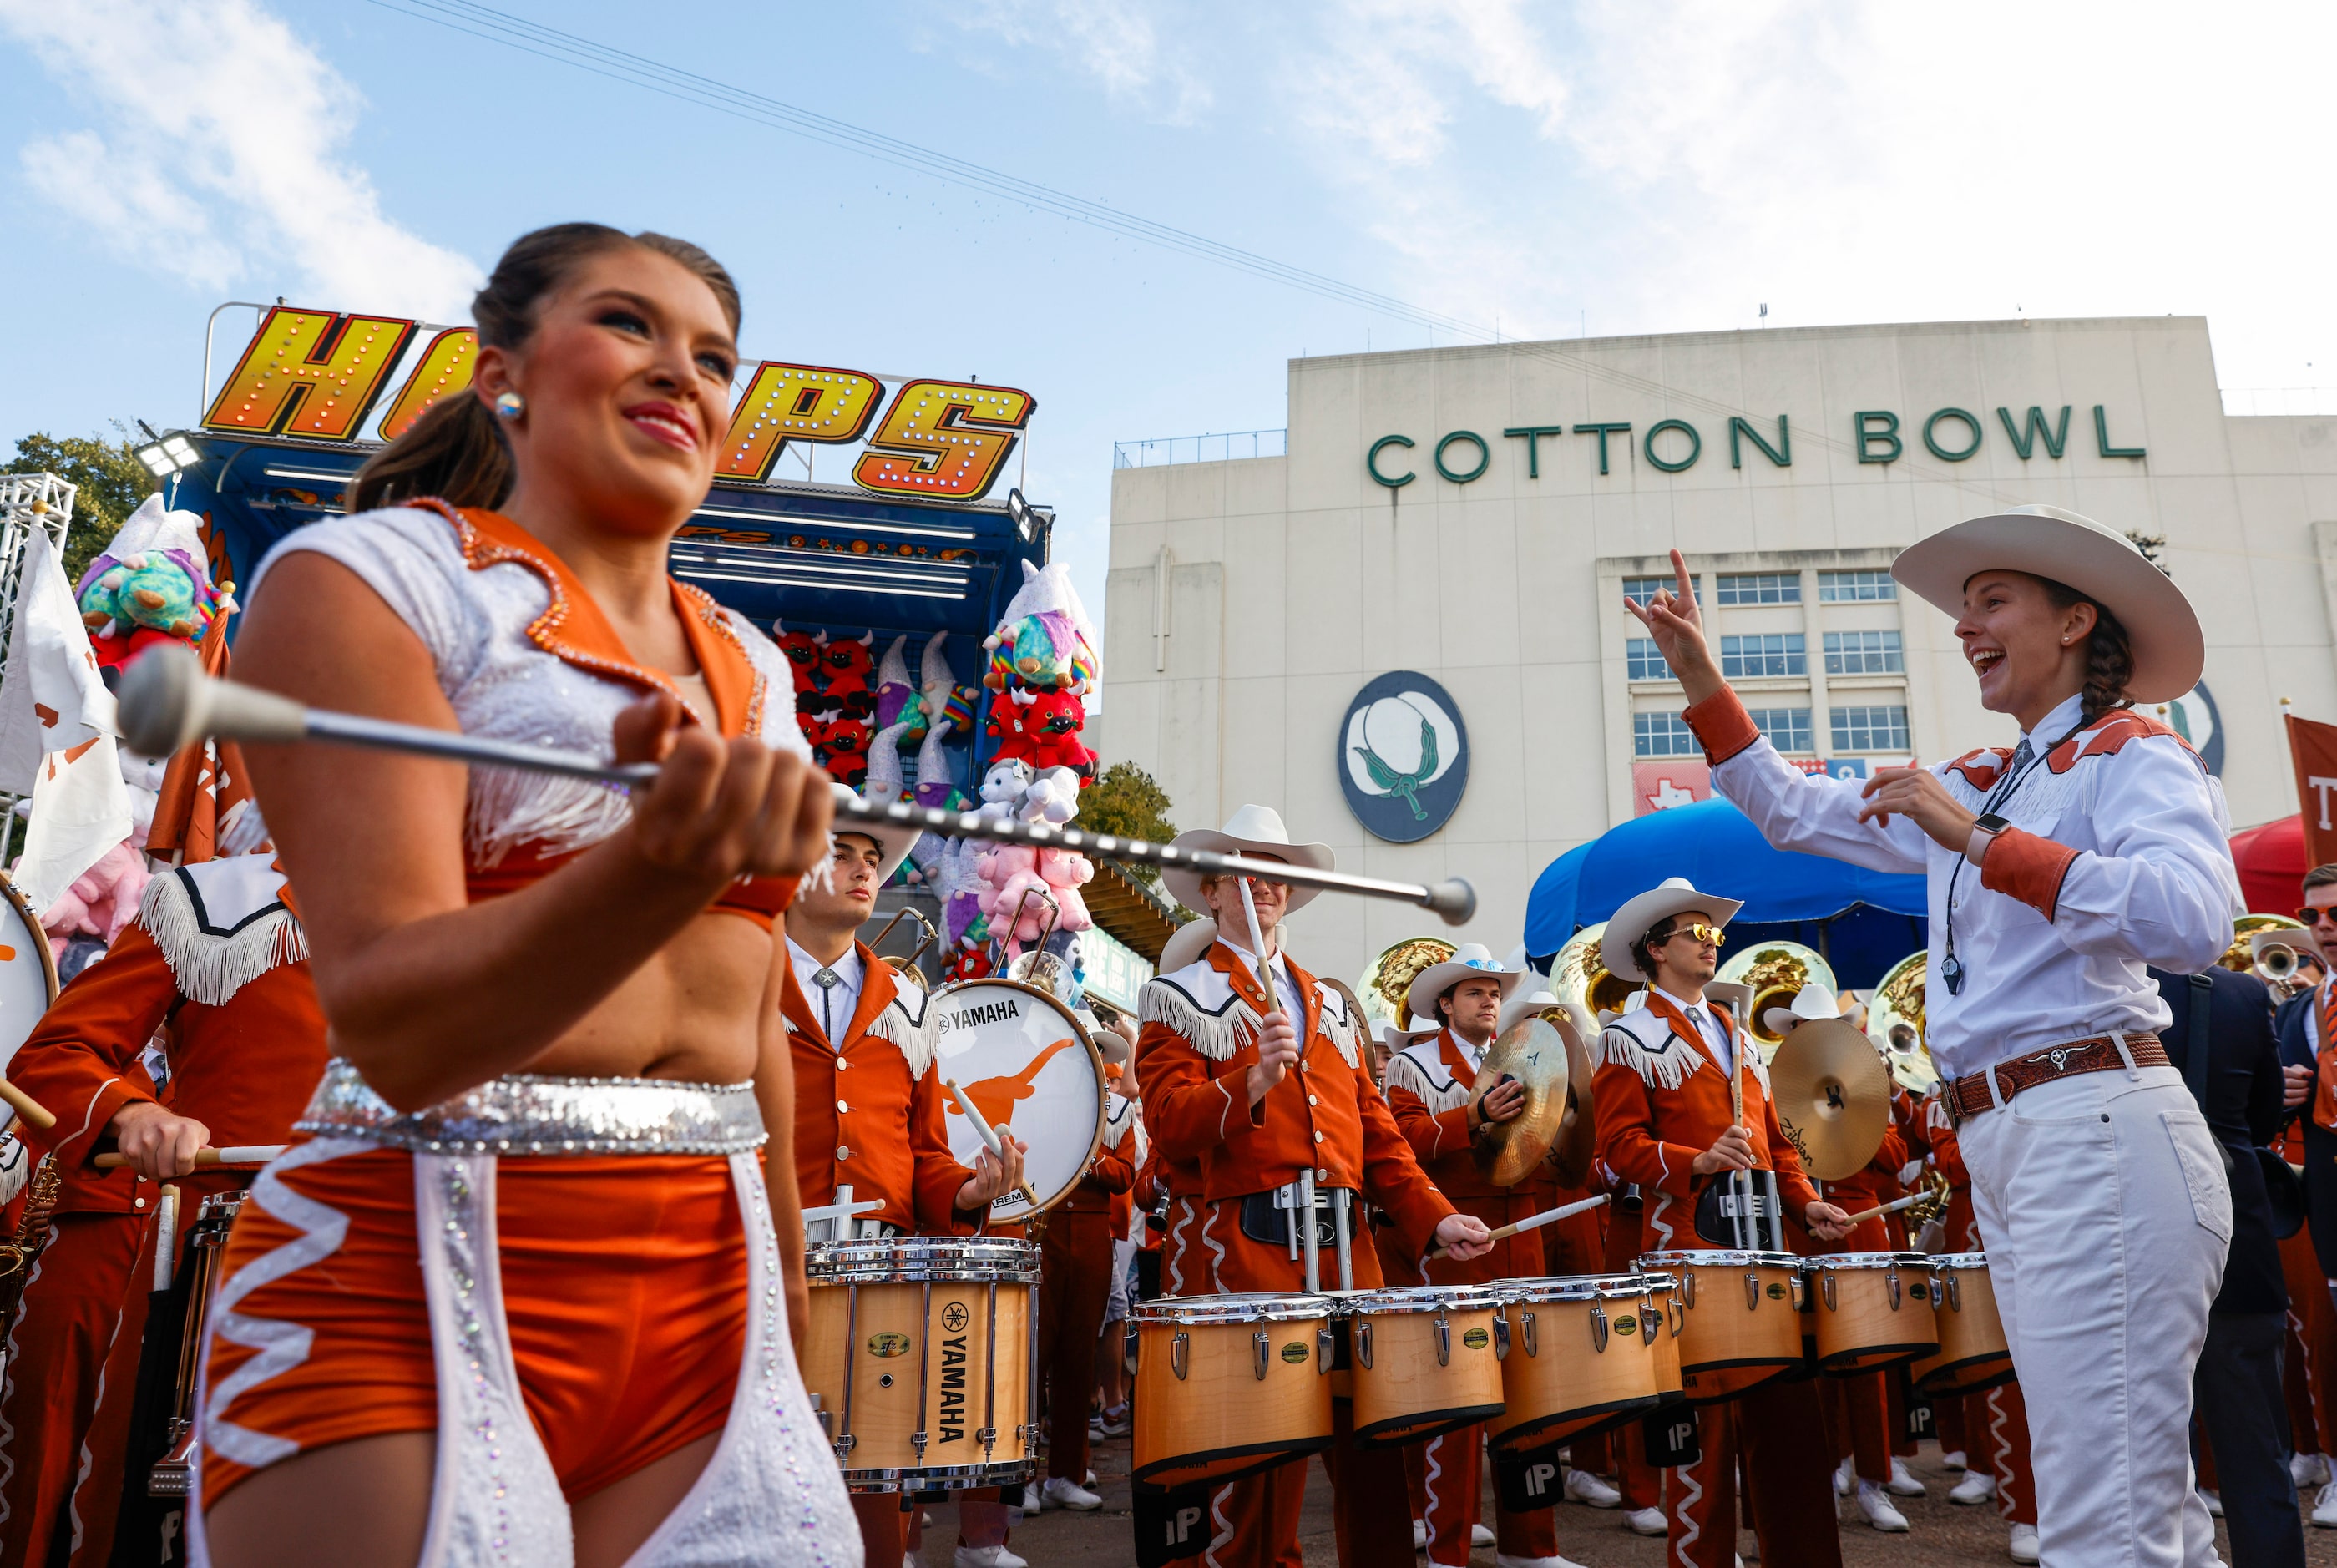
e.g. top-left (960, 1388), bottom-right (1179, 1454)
top-left (940, 997), bottom-right (1023, 1034)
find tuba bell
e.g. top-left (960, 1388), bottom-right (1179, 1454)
top-left (2231, 913), bottom-right (2312, 997)
top-left (1717, 939), bottom-right (1838, 1060)
top-left (1550, 922), bottom-right (1637, 1020)
top-left (1864, 949), bottom-right (1935, 1091)
top-left (1358, 937), bottom-right (1458, 1029)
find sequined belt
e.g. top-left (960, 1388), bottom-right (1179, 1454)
top-left (296, 1057), bottom-right (768, 1155)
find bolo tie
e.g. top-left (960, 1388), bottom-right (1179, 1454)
top-left (1939, 722), bottom-right (2083, 995)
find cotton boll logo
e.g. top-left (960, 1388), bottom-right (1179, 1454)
top-left (2155, 681), bottom-right (2223, 776)
top-left (1336, 672), bottom-right (1470, 844)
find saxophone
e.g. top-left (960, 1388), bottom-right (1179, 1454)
top-left (0, 1155), bottom-right (63, 1343)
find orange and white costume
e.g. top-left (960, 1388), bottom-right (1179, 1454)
top-left (2, 854), bottom-right (323, 1568)
top-left (1383, 1027), bottom-right (1561, 1566)
top-left (190, 502), bottom-right (854, 1565)
top-left (1593, 989), bottom-right (1842, 1568)
top-left (1139, 938), bottom-right (1451, 1568)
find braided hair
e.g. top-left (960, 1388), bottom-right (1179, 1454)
top-left (2037, 575), bottom-right (2136, 726)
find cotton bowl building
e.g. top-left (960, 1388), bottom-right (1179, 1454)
top-left (1094, 315), bottom-right (2335, 984)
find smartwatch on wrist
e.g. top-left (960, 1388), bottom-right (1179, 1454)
top-left (1965, 812), bottom-right (2011, 867)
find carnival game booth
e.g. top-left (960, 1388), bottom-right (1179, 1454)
top-left (1524, 798), bottom-right (1928, 992)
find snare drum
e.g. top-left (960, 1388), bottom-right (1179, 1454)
top-left (802, 1235), bottom-right (1042, 1493)
top-left (1133, 1293), bottom-right (1335, 1488)
top-left (1489, 1275), bottom-right (1664, 1450)
top-left (1810, 1252), bottom-right (1939, 1373)
top-left (1638, 1249), bottom-right (1804, 1403)
top-left (1335, 1284), bottom-right (1506, 1448)
top-left (1913, 1252), bottom-right (2015, 1395)
top-left (1644, 1272), bottom-right (1686, 1399)
top-left (930, 979), bottom-right (1108, 1224)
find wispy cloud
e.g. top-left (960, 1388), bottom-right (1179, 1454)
top-left (0, 0), bottom-right (479, 319)
top-left (945, 0), bottom-right (1215, 124)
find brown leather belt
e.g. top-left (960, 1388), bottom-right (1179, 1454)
top-left (1943, 1034), bottom-right (2168, 1125)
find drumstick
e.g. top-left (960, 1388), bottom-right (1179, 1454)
top-left (95, 1144), bottom-right (287, 1171)
top-left (1425, 1193), bottom-right (1609, 1262)
top-left (117, 645), bottom-right (1477, 923)
top-left (0, 1075), bottom-right (55, 1131)
top-left (940, 1079), bottom-right (1041, 1211)
top-left (1835, 1190), bottom-right (1927, 1228)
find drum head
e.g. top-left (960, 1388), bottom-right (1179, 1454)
top-left (932, 979), bottom-right (1106, 1223)
top-left (0, 873), bottom-right (58, 1073)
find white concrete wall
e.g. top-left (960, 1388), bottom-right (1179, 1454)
top-left (1096, 316), bottom-right (2337, 985)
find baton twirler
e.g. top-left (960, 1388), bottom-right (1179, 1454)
top-left (118, 645), bottom-right (1475, 924)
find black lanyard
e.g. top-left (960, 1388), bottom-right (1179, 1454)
top-left (1939, 720), bottom-right (2086, 996)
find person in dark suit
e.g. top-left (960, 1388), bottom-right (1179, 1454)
top-left (2273, 867), bottom-right (2337, 1283)
top-left (2155, 961), bottom-right (2304, 1568)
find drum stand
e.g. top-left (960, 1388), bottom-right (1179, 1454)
top-left (1277, 1172), bottom-right (1357, 1293)
top-left (1722, 1169), bottom-right (1788, 1252)
top-left (803, 1185), bottom-right (888, 1243)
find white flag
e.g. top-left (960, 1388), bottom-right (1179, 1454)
top-left (15, 733), bottom-right (131, 918)
top-left (0, 526), bottom-right (114, 796)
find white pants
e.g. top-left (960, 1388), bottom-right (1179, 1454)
top-left (1960, 1061), bottom-right (2230, 1568)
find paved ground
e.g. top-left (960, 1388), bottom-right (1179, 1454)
top-left (910, 1437), bottom-right (2337, 1566)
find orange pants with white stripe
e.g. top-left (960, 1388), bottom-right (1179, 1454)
top-left (200, 1145), bottom-right (746, 1512)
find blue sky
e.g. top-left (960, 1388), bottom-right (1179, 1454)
top-left (2, 0), bottom-right (2332, 623)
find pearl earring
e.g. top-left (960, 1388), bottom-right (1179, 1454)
top-left (493, 391), bottom-right (525, 420)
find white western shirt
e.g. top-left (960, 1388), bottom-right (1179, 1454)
top-left (787, 938), bottom-right (866, 1049)
top-left (1707, 689), bottom-right (2239, 1080)
top-left (1651, 984), bottom-right (1735, 1075)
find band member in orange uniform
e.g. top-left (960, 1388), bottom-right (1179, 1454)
top-left (1590, 877), bottom-right (1853, 1568)
top-left (1, 841), bottom-right (326, 1567)
top-left (199, 223), bottom-right (850, 1566)
top-left (1138, 807), bottom-right (1493, 1568)
top-left (783, 824), bottom-right (1026, 1563)
top-left (1385, 944), bottom-right (1573, 1568)
top-left (1922, 1081), bottom-right (2040, 1563)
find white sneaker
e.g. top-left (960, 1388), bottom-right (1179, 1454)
top-left (1472, 1524), bottom-right (1496, 1547)
top-left (1950, 1469), bottom-right (1996, 1505)
top-left (1834, 1454), bottom-right (1854, 1496)
top-left (1942, 1449), bottom-right (1968, 1472)
top-left (1091, 1404), bottom-right (1132, 1439)
top-left (1886, 1456), bottom-right (1926, 1497)
top-left (2008, 1524), bottom-right (2041, 1565)
top-left (2201, 1488), bottom-right (2223, 1517)
top-left (1855, 1481), bottom-right (1910, 1533)
top-left (954, 1550), bottom-right (1027, 1568)
top-left (1624, 1506), bottom-right (1667, 1536)
top-left (1085, 1468), bottom-right (1096, 1487)
top-left (2299, 1451), bottom-right (2333, 1490)
top-left (1565, 1469), bottom-right (1622, 1508)
top-left (1412, 1519), bottom-right (1427, 1550)
top-left (905, 1555), bottom-right (920, 1568)
top-left (2313, 1479), bottom-right (2337, 1526)
top-left (1042, 1474), bottom-right (1102, 1511)
top-left (1019, 1483), bottom-right (1040, 1513)
top-left (1496, 1556), bottom-right (1592, 1568)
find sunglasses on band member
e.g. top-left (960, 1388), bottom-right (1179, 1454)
top-left (1665, 923), bottom-right (1727, 948)
top-left (2297, 908), bottom-right (2337, 926)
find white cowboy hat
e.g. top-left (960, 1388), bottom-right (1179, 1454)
top-left (828, 780), bottom-right (918, 884)
top-left (1380, 1014), bottom-right (1441, 1052)
top-left (1161, 805), bottom-right (1336, 915)
top-left (1498, 988), bottom-right (1561, 1035)
top-left (1158, 918), bottom-right (1219, 974)
top-left (1597, 989), bottom-right (1647, 1027)
top-left (1763, 982), bottom-right (1849, 1039)
top-left (1889, 505), bottom-right (2204, 703)
top-left (1602, 878), bottom-right (1745, 984)
top-left (2253, 925), bottom-right (2324, 966)
top-left (1405, 943), bottom-right (1525, 1023)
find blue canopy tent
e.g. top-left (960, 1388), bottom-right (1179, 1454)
top-left (1523, 799), bottom-right (1927, 989)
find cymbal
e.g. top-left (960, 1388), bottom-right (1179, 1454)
top-left (1546, 1006), bottom-right (1598, 1188)
top-left (1766, 1017), bottom-right (1889, 1182)
top-left (1471, 1016), bottom-right (1569, 1186)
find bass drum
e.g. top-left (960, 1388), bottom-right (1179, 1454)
top-left (930, 978), bottom-right (1108, 1223)
top-left (0, 872), bottom-right (59, 1071)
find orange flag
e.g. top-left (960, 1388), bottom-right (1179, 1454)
top-left (2288, 713), bottom-right (2337, 874)
top-left (144, 606), bottom-right (249, 864)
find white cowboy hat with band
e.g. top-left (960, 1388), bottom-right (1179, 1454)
top-left (1158, 917), bottom-right (1219, 974)
top-left (1889, 504), bottom-right (2204, 703)
top-left (1499, 987), bottom-right (1561, 1035)
top-left (1602, 877), bottom-right (1745, 984)
top-left (1161, 805), bottom-right (1336, 914)
top-left (1763, 983), bottom-right (1851, 1040)
top-left (1404, 943), bottom-right (1525, 1023)
top-left (1380, 1014), bottom-right (1441, 1052)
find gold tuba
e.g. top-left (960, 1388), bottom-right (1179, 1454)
top-left (866, 905), bottom-right (941, 996)
top-left (1864, 949), bottom-right (1935, 1091)
top-left (1550, 922), bottom-right (1638, 1020)
top-left (1717, 940), bottom-right (1837, 1058)
top-left (2228, 913), bottom-right (2309, 997)
top-left (1358, 937), bottom-right (1457, 1029)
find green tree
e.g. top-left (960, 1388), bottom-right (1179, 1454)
top-left (3, 424), bottom-right (159, 586)
top-left (1074, 761), bottom-right (1176, 886)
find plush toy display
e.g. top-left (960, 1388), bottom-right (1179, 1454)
top-left (39, 841), bottom-right (148, 959)
top-left (75, 494), bottom-right (224, 671)
top-left (986, 687), bottom-right (1096, 778)
top-left (980, 561), bottom-right (1100, 699)
top-left (873, 637), bottom-right (917, 734)
top-left (1034, 846), bottom-right (1094, 932)
top-left (814, 632), bottom-right (878, 720)
top-left (774, 620), bottom-right (825, 704)
top-left (807, 713), bottom-right (873, 785)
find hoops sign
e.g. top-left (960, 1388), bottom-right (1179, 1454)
top-left (201, 306), bottom-right (1036, 502)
